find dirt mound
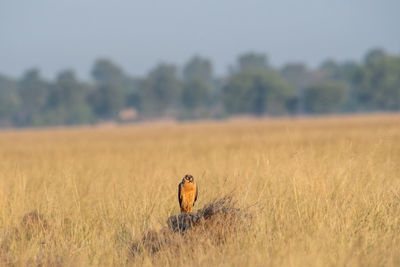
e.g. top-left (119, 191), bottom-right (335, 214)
top-left (22, 211), bottom-right (49, 231)
top-left (131, 195), bottom-right (252, 257)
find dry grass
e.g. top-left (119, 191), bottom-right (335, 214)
top-left (0, 114), bottom-right (400, 266)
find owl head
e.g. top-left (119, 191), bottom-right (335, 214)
top-left (182, 174), bottom-right (194, 183)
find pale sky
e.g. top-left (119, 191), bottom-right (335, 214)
top-left (1, 0), bottom-right (399, 80)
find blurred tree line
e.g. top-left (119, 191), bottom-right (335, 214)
top-left (0, 48), bottom-right (399, 127)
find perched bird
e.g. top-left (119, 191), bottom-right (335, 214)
top-left (178, 174), bottom-right (198, 213)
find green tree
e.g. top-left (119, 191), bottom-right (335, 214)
top-left (236, 52), bottom-right (269, 72)
top-left (334, 61), bottom-right (364, 112)
top-left (181, 56), bottom-right (215, 117)
top-left (17, 69), bottom-right (49, 125)
top-left (183, 56), bottom-right (213, 84)
top-left (0, 74), bottom-right (20, 125)
top-left (364, 48), bottom-right (386, 66)
top-left (182, 78), bottom-right (209, 109)
top-left (89, 59), bottom-right (125, 118)
top-left (281, 63), bottom-right (308, 86)
top-left (356, 51), bottom-right (400, 111)
top-left (281, 63), bottom-right (311, 114)
top-left (92, 58), bottom-right (124, 84)
top-left (49, 71), bottom-right (88, 108)
top-left (140, 63), bottom-right (182, 116)
top-left (319, 59), bottom-right (340, 79)
top-left (223, 70), bottom-right (295, 116)
top-left (304, 81), bottom-right (349, 113)
top-left (123, 77), bottom-right (142, 111)
top-left (45, 70), bottom-right (94, 125)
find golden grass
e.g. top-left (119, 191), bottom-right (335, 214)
top-left (0, 114), bottom-right (400, 266)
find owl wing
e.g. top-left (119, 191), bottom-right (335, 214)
top-left (178, 182), bottom-right (182, 208)
top-left (193, 184), bottom-right (198, 206)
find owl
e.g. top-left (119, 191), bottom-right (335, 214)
top-left (178, 174), bottom-right (198, 213)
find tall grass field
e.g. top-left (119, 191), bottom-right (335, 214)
top-left (0, 114), bottom-right (400, 266)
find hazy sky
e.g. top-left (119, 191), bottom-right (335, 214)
top-left (1, 0), bottom-right (399, 80)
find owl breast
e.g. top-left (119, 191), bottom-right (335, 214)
top-left (180, 182), bottom-right (196, 213)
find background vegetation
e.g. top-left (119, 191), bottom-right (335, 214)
top-left (0, 48), bottom-right (399, 127)
top-left (0, 114), bottom-right (399, 265)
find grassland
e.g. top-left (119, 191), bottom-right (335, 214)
top-left (0, 114), bottom-right (400, 266)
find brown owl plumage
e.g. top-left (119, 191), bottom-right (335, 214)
top-left (178, 174), bottom-right (198, 213)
